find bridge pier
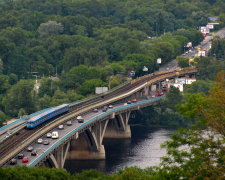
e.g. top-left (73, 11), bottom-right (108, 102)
top-left (48, 141), bottom-right (70, 168)
top-left (104, 111), bottom-right (131, 139)
top-left (66, 119), bottom-right (109, 160)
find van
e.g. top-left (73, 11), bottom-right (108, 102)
top-left (52, 131), bottom-right (59, 139)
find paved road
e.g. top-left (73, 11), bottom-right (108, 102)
top-left (159, 27), bottom-right (225, 72)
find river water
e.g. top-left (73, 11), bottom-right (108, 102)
top-left (64, 126), bottom-right (175, 174)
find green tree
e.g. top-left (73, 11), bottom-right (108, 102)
top-left (2, 80), bottom-right (35, 117)
top-left (78, 79), bottom-right (107, 96)
top-left (38, 21), bottom-right (64, 38)
top-left (0, 111), bottom-right (6, 126)
top-left (176, 56), bottom-right (189, 68)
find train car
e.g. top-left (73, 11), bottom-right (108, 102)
top-left (26, 104), bottom-right (69, 129)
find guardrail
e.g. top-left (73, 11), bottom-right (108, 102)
top-left (29, 96), bottom-right (164, 167)
top-left (0, 68), bottom-right (197, 166)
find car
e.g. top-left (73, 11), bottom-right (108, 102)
top-left (102, 106), bottom-right (108, 112)
top-left (93, 108), bottom-right (98, 112)
top-left (18, 153), bottom-right (24, 159)
top-left (43, 140), bottom-right (50, 145)
top-left (46, 133), bottom-right (52, 138)
top-left (27, 146), bottom-right (33, 152)
top-left (108, 105), bottom-right (113, 109)
top-left (124, 103), bottom-right (128, 105)
top-left (37, 138), bottom-right (43, 144)
top-left (58, 124), bottom-right (64, 130)
top-left (156, 92), bottom-right (164, 96)
top-left (77, 116), bottom-right (84, 123)
top-left (151, 95), bottom-right (156, 98)
top-left (52, 131), bottom-right (59, 139)
top-left (10, 158), bottom-right (17, 165)
top-left (127, 101), bottom-right (132, 104)
top-left (162, 87), bottom-right (167, 91)
top-left (131, 99), bottom-right (138, 103)
top-left (66, 120), bottom-right (72, 126)
top-left (22, 157), bottom-right (29, 163)
top-left (31, 150), bottom-right (37, 156)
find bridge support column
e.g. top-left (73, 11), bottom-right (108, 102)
top-left (48, 141), bottom-right (70, 168)
top-left (67, 119), bottom-right (109, 160)
top-left (104, 111), bottom-right (131, 139)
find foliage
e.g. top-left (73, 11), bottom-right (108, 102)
top-left (160, 128), bottom-right (225, 179)
top-left (0, 166), bottom-right (70, 180)
top-left (2, 80), bottom-right (35, 117)
top-left (38, 21), bottom-right (64, 38)
top-left (176, 56), bottom-right (189, 68)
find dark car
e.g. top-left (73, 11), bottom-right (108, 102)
top-left (18, 153), bottom-right (24, 159)
top-left (10, 158), bottom-right (17, 165)
top-left (127, 101), bottom-right (132, 104)
top-left (102, 106), bottom-right (108, 112)
top-left (31, 150), bottom-right (37, 156)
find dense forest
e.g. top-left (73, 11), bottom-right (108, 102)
top-left (0, 0), bottom-right (225, 121)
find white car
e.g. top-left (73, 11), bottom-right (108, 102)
top-left (77, 116), bottom-right (84, 123)
top-left (58, 124), bottom-right (64, 129)
top-left (108, 105), bottom-right (113, 109)
top-left (52, 131), bottom-right (59, 139)
top-left (37, 138), bottom-right (43, 144)
top-left (46, 133), bottom-right (52, 138)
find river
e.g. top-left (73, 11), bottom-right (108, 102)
top-left (64, 126), bottom-right (175, 174)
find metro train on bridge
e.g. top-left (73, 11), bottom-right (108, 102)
top-left (26, 104), bottom-right (69, 129)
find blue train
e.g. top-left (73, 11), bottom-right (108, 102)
top-left (26, 104), bottom-right (69, 129)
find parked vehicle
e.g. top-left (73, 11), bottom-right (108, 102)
top-left (22, 157), bottom-right (29, 163)
top-left (52, 131), bottom-right (59, 139)
top-left (77, 116), bottom-right (84, 123)
top-left (10, 158), bottom-right (17, 165)
top-left (26, 104), bottom-right (69, 129)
